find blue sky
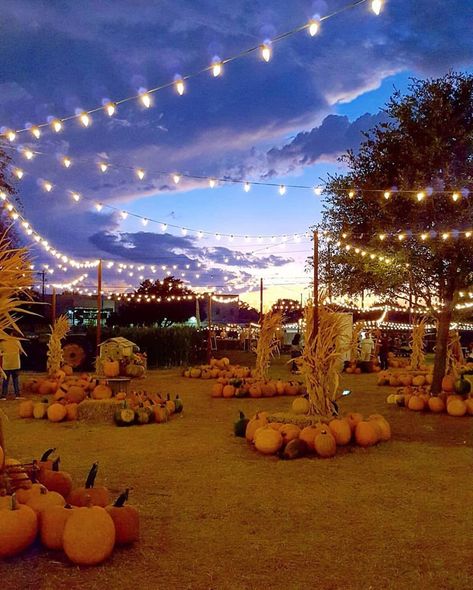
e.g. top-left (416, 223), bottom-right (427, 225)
top-left (0, 0), bottom-right (471, 305)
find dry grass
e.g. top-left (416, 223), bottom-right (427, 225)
top-left (0, 354), bottom-right (472, 590)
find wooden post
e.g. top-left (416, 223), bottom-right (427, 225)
top-left (313, 229), bottom-right (319, 340)
top-left (327, 241), bottom-right (332, 301)
top-left (52, 287), bottom-right (57, 324)
top-left (259, 278), bottom-right (263, 323)
top-left (96, 260), bottom-right (102, 354)
top-left (207, 293), bottom-right (212, 364)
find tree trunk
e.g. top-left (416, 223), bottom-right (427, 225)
top-left (431, 305), bottom-right (453, 395)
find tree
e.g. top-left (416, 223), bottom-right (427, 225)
top-left (320, 72), bottom-right (473, 394)
top-left (271, 298), bottom-right (303, 323)
top-left (0, 143), bottom-right (21, 245)
top-left (117, 277), bottom-right (197, 327)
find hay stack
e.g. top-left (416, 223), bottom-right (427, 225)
top-left (77, 399), bottom-right (120, 424)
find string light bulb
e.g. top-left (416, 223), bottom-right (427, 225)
top-left (314, 186), bottom-right (323, 196)
top-left (420, 233), bottom-right (428, 241)
top-left (212, 59), bottom-right (222, 77)
top-left (348, 190), bottom-right (355, 198)
top-left (99, 162), bottom-right (108, 173)
top-left (161, 223), bottom-right (167, 231)
top-left (43, 181), bottom-right (53, 192)
top-left (209, 178), bottom-right (216, 188)
top-left (51, 119), bottom-right (63, 133)
top-left (383, 191), bottom-right (391, 200)
top-left (95, 202), bottom-right (103, 212)
top-left (105, 102), bottom-right (116, 116)
top-left (71, 192), bottom-right (81, 202)
top-left (244, 182), bottom-right (251, 193)
top-left (175, 78), bottom-right (185, 96)
top-left (371, 0), bottom-right (383, 15)
top-left (140, 91), bottom-right (152, 108)
top-left (260, 43), bottom-right (272, 62)
top-left (14, 168), bottom-right (24, 179)
top-left (120, 211), bottom-right (128, 220)
top-left (308, 19), bottom-right (320, 36)
top-left (173, 174), bottom-right (181, 184)
top-left (136, 168), bottom-right (145, 180)
top-left (279, 185), bottom-right (286, 196)
top-left (442, 232), bottom-right (449, 240)
top-left (62, 156), bottom-right (72, 168)
top-left (79, 112), bottom-right (91, 127)
top-left (416, 191), bottom-right (425, 202)
top-left (30, 126), bottom-right (41, 139)
top-left (23, 149), bottom-right (34, 160)
top-left (452, 192), bottom-right (460, 202)
top-left (6, 130), bottom-right (16, 142)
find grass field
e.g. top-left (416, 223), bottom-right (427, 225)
top-left (1, 354), bottom-right (472, 590)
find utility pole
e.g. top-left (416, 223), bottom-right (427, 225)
top-left (40, 270), bottom-right (45, 302)
top-left (313, 229), bottom-right (319, 340)
top-left (52, 287), bottom-right (57, 324)
top-left (96, 260), bottom-right (102, 354)
top-left (207, 293), bottom-right (212, 364)
top-left (327, 241), bottom-right (333, 301)
top-left (259, 278), bottom-right (263, 323)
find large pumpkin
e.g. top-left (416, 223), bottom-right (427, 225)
top-left (62, 504), bottom-right (116, 565)
top-left (92, 383), bottom-right (113, 400)
top-left (447, 399), bottom-right (467, 417)
top-left (292, 396), bottom-right (310, 415)
top-left (0, 495), bottom-right (38, 558)
top-left (47, 403), bottom-right (67, 423)
top-left (254, 427), bottom-right (283, 455)
top-left (428, 396), bottom-right (445, 413)
top-left (354, 421), bottom-right (379, 447)
top-left (66, 384), bottom-right (87, 404)
top-left (18, 400), bottom-right (34, 418)
top-left (279, 424), bottom-right (301, 445)
top-left (68, 463), bottom-right (110, 508)
top-left (39, 504), bottom-right (75, 550)
top-left (103, 360), bottom-right (120, 378)
top-left (245, 412), bottom-right (268, 442)
top-left (313, 429), bottom-right (337, 458)
top-left (105, 490), bottom-right (140, 545)
top-left (328, 418), bottom-right (352, 445)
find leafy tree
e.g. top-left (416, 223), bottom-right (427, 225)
top-left (320, 72), bottom-right (473, 394)
top-left (271, 298), bottom-right (303, 323)
top-left (237, 301), bottom-right (259, 323)
top-left (0, 143), bottom-right (21, 245)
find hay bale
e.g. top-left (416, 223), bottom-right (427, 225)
top-left (77, 399), bottom-right (120, 424)
top-left (267, 412), bottom-right (329, 428)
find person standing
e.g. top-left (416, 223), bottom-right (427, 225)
top-left (290, 333), bottom-right (302, 373)
top-left (0, 330), bottom-right (24, 400)
top-left (379, 333), bottom-right (390, 370)
top-left (360, 332), bottom-right (375, 362)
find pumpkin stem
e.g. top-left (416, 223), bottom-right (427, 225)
top-left (113, 489), bottom-right (129, 507)
top-left (31, 460), bottom-right (39, 483)
top-left (52, 457), bottom-right (60, 472)
top-left (40, 448), bottom-right (56, 462)
top-left (239, 410), bottom-right (245, 420)
top-left (10, 493), bottom-right (18, 511)
top-left (64, 503), bottom-right (73, 509)
top-left (85, 462), bottom-right (98, 489)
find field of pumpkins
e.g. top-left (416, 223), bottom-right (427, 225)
top-left (0, 452), bottom-right (139, 564)
top-left (212, 378), bottom-right (303, 399)
top-left (386, 373), bottom-right (473, 417)
top-left (183, 357), bottom-right (253, 380)
top-left (236, 406), bottom-right (391, 459)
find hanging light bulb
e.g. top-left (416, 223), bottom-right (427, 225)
top-left (175, 78), bottom-right (185, 96)
top-left (215, 233), bottom-right (221, 240)
top-left (30, 126), bottom-right (41, 139)
top-left (14, 168), bottom-right (24, 179)
top-left (62, 156), bottom-right (72, 168)
top-left (212, 59), bottom-right (222, 77)
top-left (6, 130), bottom-right (16, 142)
top-left (279, 185), bottom-right (286, 196)
top-left (99, 162), bottom-right (108, 173)
top-left (104, 102), bottom-right (116, 116)
top-left (181, 228), bottom-right (188, 236)
top-left (23, 149), bottom-right (34, 160)
top-left (348, 190), bottom-right (355, 198)
top-left (140, 90), bottom-right (151, 108)
top-left (142, 218), bottom-right (149, 226)
top-left (442, 232), bottom-right (449, 240)
top-left (383, 191), bottom-right (391, 200)
top-left (308, 18), bottom-right (320, 36)
top-left (465, 231), bottom-right (472, 238)
top-left (397, 233), bottom-right (405, 241)
top-left (420, 233), bottom-right (428, 241)
top-left (79, 112), bottom-right (91, 127)
top-left (371, 0), bottom-right (383, 16)
top-left (43, 181), bottom-right (53, 192)
top-left (173, 174), bottom-right (181, 184)
top-left (243, 181), bottom-right (251, 193)
top-left (416, 191), bottom-right (425, 202)
top-left (198, 231), bottom-right (203, 239)
top-left (161, 223), bottom-right (167, 231)
top-left (378, 233), bottom-right (386, 241)
top-left (71, 192), bottom-right (81, 202)
top-left (51, 119), bottom-right (63, 133)
top-left (95, 202), bottom-right (103, 212)
top-left (452, 191), bottom-right (460, 202)
top-left (209, 178), bottom-right (216, 188)
top-left (120, 211), bottom-right (128, 220)
top-left (260, 43), bottom-right (272, 62)
top-left (136, 168), bottom-right (145, 180)
top-left (314, 186), bottom-right (323, 196)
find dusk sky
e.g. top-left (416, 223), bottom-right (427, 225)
top-left (0, 0), bottom-right (471, 307)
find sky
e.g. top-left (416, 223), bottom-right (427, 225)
top-left (0, 0), bottom-right (472, 308)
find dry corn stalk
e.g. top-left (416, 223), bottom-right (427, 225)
top-left (297, 294), bottom-right (350, 417)
top-left (253, 310), bottom-right (282, 380)
top-left (445, 330), bottom-right (464, 379)
top-left (350, 321), bottom-right (364, 363)
top-left (409, 316), bottom-right (427, 370)
top-left (47, 314), bottom-right (70, 376)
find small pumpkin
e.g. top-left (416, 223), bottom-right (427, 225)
top-left (65, 402), bottom-right (78, 421)
top-left (68, 463), bottom-right (110, 508)
top-left (408, 395), bottom-right (425, 411)
top-left (299, 426), bottom-right (320, 451)
top-left (441, 374), bottom-right (455, 393)
top-left (428, 396), bottom-right (445, 413)
top-left (234, 411), bottom-right (250, 437)
top-left (279, 424), bottom-right (301, 445)
top-left (345, 412), bottom-right (363, 432)
top-left (105, 490), bottom-right (140, 545)
top-left (313, 429), bottom-right (337, 458)
top-left (18, 399), bottom-right (34, 419)
top-left (0, 494), bottom-right (38, 558)
top-left (114, 402), bottom-right (135, 427)
top-left (38, 457), bottom-right (73, 498)
top-left (103, 360), bottom-right (120, 378)
top-left (134, 407), bottom-right (150, 425)
top-left (367, 415), bottom-right (391, 442)
top-left (165, 394), bottom-right (175, 414)
top-left (25, 485), bottom-right (65, 515)
top-left (92, 383), bottom-right (113, 400)
top-left (328, 418), bottom-right (352, 445)
top-left (291, 396), bottom-right (310, 415)
top-left (153, 404), bottom-right (170, 423)
top-left (245, 412), bottom-right (268, 442)
top-left (254, 427), bottom-right (283, 455)
top-left (66, 384), bottom-right (87, 404)
top-left (39, 503), bottom-right (75, 550)
top-left (354, 421), bottom-right (379, 447)
top-left (447, 399), bottom-right (467, 417)
top-left (47, 402), bottom-right (67, 423)
top-left (33, 399), bottom-right (49, 419)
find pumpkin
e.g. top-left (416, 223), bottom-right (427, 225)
top-left (0, 494), bottom-right (38, 558)
top-left (399, 374), bottom-right (413, 386)
top-left (15, 482), bottom-right (44, 504)
top-left (254, 427), bottom-right (283, 455)
top-left (39, 503), bottom-right (75, 550)
top-left (408, 396), bottom-right (425, 411)
top-left (282, 438), bottom-right (308, 459)
top-left (454, 374), bottom-right (471, 396)
top-left (37, 448), bottom-right (57, 472)
top-left (284, 382), bottom-right (300, 396)
top-left (441, 375), bottom-right (455, 393)
top-left (68, 463), bottom-right (110, 508)
top-left (447, 399), bottom-right (467, 417)
top-left (428, 396), bottom-right (445, 413)
top-left (211, 383), bottom-right (223, 397)
top-left (465, 398), bottom-right (473, 415)
top-left (173, 395), bottom-right (183, 414)
top-left (92, 383), bottom-right (113, 400)
top-left (412, 375), bottom-right (425, 387)
top-left (279, 424), bottom-right (301, 445)
top-left (65, 403), bottom-right (78, 421)
top-left (313, 429), bottom-right (337, 458)
top-left (39, 458), bottom-right (73, 498)
top-left (345, 412), bottom-right (363, 432)
top-left (26, 485), bottom-right (65, 514)
top-left (164, 394), bottom-right (175, 414)
top-left (190, 368), bottom-right (202, 378)
top-left (153, 405), bottom-right (170, 423)
top-left (222, 385), bottom-right (235, 398)
top-left (114, 403), bottom-right (135, 427)
top-left (234, 411), bottom-right (249, 437)
top-left (33, 399), bottom-right (49, 419)
top-left (105, 489), bottom-right (140, 545)
top-left (299, 426), bottom-right (320, 451)
top-left (345, 366), bottom-right (353, 374)
top-left (354, 421), bottom-right (379, 447)
top-left (63, 502), bottom-right (116, 565)
top-left (66, 384), bottom-right (87, 404)
top-left (248, 383), bottom-right (262, 398)
top-left (245, 412), bottom-right (268, 442)
top-left (17, 399), bottom-right (34, 420)
top-left (367, 415), bottom-right (391, 442)
top-left (103, 360), bottom-right (120, 378)
top-left (38, 380), bottom-right (55, 396)
top-left (135, 407), bottom-right (150, 425)
top-left (328, 418), bottom-right (352, 445)
top-left (47, 402), bottom-right (67, 423)
top-left (292, 396), bottom-right (310, 415)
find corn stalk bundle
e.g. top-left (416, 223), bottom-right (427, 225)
top-left (253, 310), bottom-right (282, 380)
top-left (46, 314), bottom-right (70, 376)
top-left (446, 330), bottom-right (464, 379)
top-left (409, 316), bottom-right (427, 370)
top-left (350, 321), bottom-right (364, 362)
top-left (298, 295), bottom-right (350, 417)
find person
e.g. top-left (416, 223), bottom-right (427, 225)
top-left (0, 329), bottom-right (24, 400)
top-left (360, 332), bottom-right (375, 362)
top-left (379, 333), bottom-right (390, 370)
top-left (290, 333), bottom-right (302, 373)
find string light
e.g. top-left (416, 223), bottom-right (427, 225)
top-left (139, 90), bottom-right (152, 108)
top-left (314, 186), bottom-right (323, 196)
top-left (452, 192), bottom-right (460, 202)
top-left (212, 59), bottom-right (222, 77)
top-left (173, 174), bottom-right (181, 184)
top-left (62, 156), bottom-right (72, 168)
top-left (175, 78), bottom-right (185, 96)
top-left (142, 218), bottom-right (149, 226)
top-left (105, 102), bottom-right (116, 117)
top-left (416, 191), bottom-right (425, 202)
top-left (79, 112), bottom-right (91, 127)
top-left (209, 179), bottom-right (216, 188)
top-left (22, 149), bottom-right (34, 160)
top-left (136, 168), bottom-right (145, 180)
top-left (30, 126), bottom-right (41, 139)
top-left (348, 190), bottom-right (355, 198)
top-left (120, 211), bottom-right (128, 220)
top-left (244, 182), bottom-right (251, 193)
top-left (95, 203), bottom-right (103, 212)
top-left (279, 185), bottom-right (286, 196)
top-left (99, 162), bottom-right (109, 173)
top-left (308, 18), bottom-right (320, 36)
top-left (383, 191), bottom-right (391, 200)
top-left (51, 119), bottom-right (63, 133)
top-left (371, 0), bottom-right (383, 15)
top-left (71, 192), bottom-right (81, 202)
top-left (42, 181), bottom-right (53, 192)
top-left (14, 168), bottom-right (24, 179)
top-left (6, 130), bottom-right (16, 142)
top-left (260, 43), bottom-right (272, 62)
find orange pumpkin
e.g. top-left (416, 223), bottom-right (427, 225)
top-left (441, 375), bottom-right (455, 393)
top-left (66, 384), bottom-right (87, 404)
top-left (367, 415), bottom-right (391, 442)
top-left (0, 494), bottom-right (38, 558)
top-left (68, 463), bottom-right (110, 508)
top-left (279, 424), bottom-right (301, 445)
top-left (345, 412), bottom-right (363, 432)
top-left (103, 360), bottom-right (120, 378)
top-left (39, 503), bottom-right (75, 550)
top-left (355, 421), bottom-right (379, 447)
top-left (248, 383), bottom-right (262, 398)
top-left (65, 403), bottom-right (78, 421)
top-left (299, 426), bottom-right (320, 451)
top-left (292, 396), bottom-right (310, 415)
top-left (313, 429), bottom-right (337, 458)
top-left (284, 382), bottom-right (300, 396)
top-left (254, 427), bottom-right (283, 455)
top-left (18, 399), bottom-right (34, 418)
top-left (38, 458), bottom-right (73, 498)
top-left (447, 399), bottom-right (467, 417)
top-left (105, 490), bottom-right (140, 545)
top-left (25, 486), bottom-right (65, 515)
top-left (222, 385), bottom-right (235, 398)
top-left (412, 375), bottom-right (426, 387)
top-left (465, 398), bottom-right (473, 416)
top-left (211, 383), bottom-right (223, 398)
top-left (428, 396), bottom-right (445, 413)
top-left (16, 482), bottom-right (44, 504)
top-left (408, 396), bottom-right (425, 411)
top-left (328, 418), bottom-right (352, 445)
top-left (47, 402), bottom-right (67, 423)
top-left (245, 412), bottom-right (268, 442)
top-left (92, 383), bottom-right (113, 400)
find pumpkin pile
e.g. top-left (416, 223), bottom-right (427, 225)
top-left (183, 357), bottom-right (253, 380)
top-left (114, 391), bottom-right (183, 426)
top-left (377, 368), bottom-right (432, 387)
top-left (386, 352), bottom-right (411, 369)
top-left (344, 361), bottom-right (381, 374)
top-left (237, 408), bottom-right (391, 459)
top-left (212, 378), bottom-right (304, 399)
top-left (100, 356), bottom-right (146, 379)
top-left (387, 374), bottom-right (473, 416)
top-left (0, 456), bottom-right (139, 564)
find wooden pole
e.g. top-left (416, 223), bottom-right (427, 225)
top-left (96, 260), bottom-right (102, 354)
top-left (327, 242), bottom-right (332, 301)
top-left (259, 278), bottom-right (263, 323)
top-left (52, 287), bottom-right (57, 324)
top-left (207, 293), bottom-right (212, 363)
top-left (313, 229), bottom-right (319, 340)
